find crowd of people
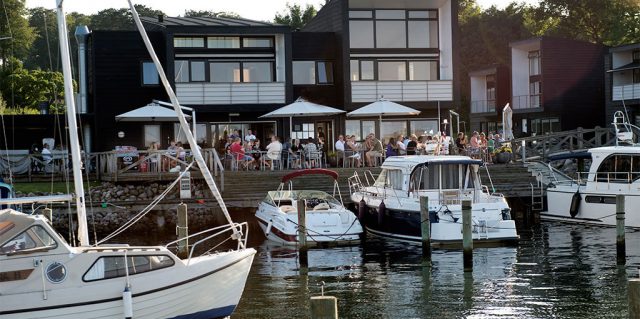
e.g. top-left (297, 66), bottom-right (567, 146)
top-left (455, 131), bottom-right (507, 163)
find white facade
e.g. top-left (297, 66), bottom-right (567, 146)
top-left (610, 48), bottom-right (640, 101)
top-left (511, 40), bottom-right (541, 109)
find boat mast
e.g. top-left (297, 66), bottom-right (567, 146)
top-left (126, 1), bottom-right (242, 244)
top-left (56, 0), bottom-right (90, 246)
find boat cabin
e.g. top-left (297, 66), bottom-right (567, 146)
top-left (373, 156), bottom-right (484, 204)
top-left (0, 210), bottom-right (70, 257)
top-left (263, 190), bottom-right (343, 213)
top-left (587, 147), bottom-right (640, 186)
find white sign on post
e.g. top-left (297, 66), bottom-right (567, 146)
top-left (180, 171), bottom-right (191, 199)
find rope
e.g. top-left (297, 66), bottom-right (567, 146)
top-left (96, 162), bottom-right (194, 245)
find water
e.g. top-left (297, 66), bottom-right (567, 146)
top-left (232, 222), bottom-right (640, 318)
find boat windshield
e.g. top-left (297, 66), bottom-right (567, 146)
top-left (374, 169), bottom-right (404, 190)
top-left (1, 225), bottom-right (57, 255)
top-left (265, 190), bottom-right (342, 208)
top-left (410, 164), bottom-right (476, 190)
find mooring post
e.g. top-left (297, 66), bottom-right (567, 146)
top-left (521, 140), bottom-right (526, 163)
top-left (177, 203), bottom-right (188, 259)
top-left (616, 195), bottom-right (626, 265)
top-left (310, 296), bottom-right (338, 319)
top-left (297, 199), bottom-right (308, 267)
top-left (462, 199), bottom-right (473, 272)
top-left (419, 196), bottom-right (431, 266)
top-left (630, 278), bottom-right (640, 318)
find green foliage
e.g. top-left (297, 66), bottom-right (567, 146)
top-left (274, 3), bottom-right (317, 29)
top-left (184, 10), bottom-right (241, 19)
top-left (90, 5), bottom-right (165, 30)
top-left (0, 0), bottom-right (35, 64)
top-left (24, 7), bottom-right (57, 70)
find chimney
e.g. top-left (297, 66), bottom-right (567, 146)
top-left (158, 14), bottom-right (164, 23)
top-left (74, 25), bottom-right (90, 114)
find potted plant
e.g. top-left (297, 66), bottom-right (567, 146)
top-left (326, 151), bottom-right (338, 167)
top-left (493, 144), bottom-right (512, 164)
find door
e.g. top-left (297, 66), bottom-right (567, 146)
top-left (316, 121), bottom-right (333, 151)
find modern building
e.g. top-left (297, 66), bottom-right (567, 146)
top-left (468, 64), bottom-right (510, 133)
top-left (605, 43), bottom-right (640, 124)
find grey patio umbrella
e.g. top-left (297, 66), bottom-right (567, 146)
top-left (259, 97), bottom-right (346, 138)
top-left (347, 98), bottom-right (421, 136)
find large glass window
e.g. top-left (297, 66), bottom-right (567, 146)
top-left (1, 226), bottom-right (57, 255)
top-left (243, 62), bottom-right (272, 82)
top-left (207, 36), bottom-right (240, 48)
top-left (380, 121), bottom-right (407, 144)
top-left (350, 60), bottom-right (359, 81)
top-left (529, 51), bottom-right (541, 76)
top-left (408, 20), bottom-right (438, 48)
top-left (378, 61), bottom-right (406, 81)
top-left (410, 120), bottom-right (438, 137)
top-left (83, 255), bottom-right (175, 282)
top-left (190, 61), bottom-right (206, 82)
top-left (349, 20), bottom-right (374, 48)
top-left (346, 120), bottom-right (361, 140)
top-left (174, 37), bottom-right (204, 48)
top-left (144, 125), bottom-right (161, 148)
top-left (174, 60), bottom-right (189, 83)
top-left (376, 21), bottom-right (406, 48)
top-left (210, 62), bottom-right (241, 83)
top-left (361, 61), bottom-right (375, 80)
top-left (174, 123), bottom-right (207, 145)
top-left (317, 62), bottom-right (334, 84)
top-left (595, 154), bottom-right (640, 183)
top-left (530, 81), bottom-right (541, 108)
top-left (142, 62), bottom-right (159, 85)
top-left (408, 61), bottom-right (437, 80)
top-left (293, 61), bottom-right (316, 85)
top-left (349, 10), bottom-right (373, 19)
top-left (243, 37), bottom-right (273, 48)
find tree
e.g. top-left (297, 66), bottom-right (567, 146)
top-left (90, 5), bottom-right (165, 30)
top-left (0, 0), bottom-right (35, 66)
top-left (25, 7), bottom-right (57, 70)
top-left (184, 10), bottom-right (241, 19)
top-left (274, 3), bottom-right (317, 29)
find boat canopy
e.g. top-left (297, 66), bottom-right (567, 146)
top-left (281, 169), bottom-right (339, 183)
top-left (381, 155), bottom-right (482, 175)
top-left (0, 209), bottom-right (36, 246)
top-left (547, 151), bottom-right (591, 162)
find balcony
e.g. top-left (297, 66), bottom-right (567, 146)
top-left (612, 83), bottom-right (640, 101)
top-left (471, 100), bottom-right (496, 113)
top-left (351, 80), bottom-right (453, 103)
top-left (512, 94), bottom-right (541, 110)
top-left (176, 82), bottom-right (286, 105)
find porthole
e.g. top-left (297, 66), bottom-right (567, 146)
top-left (46, 261), bottom-right (67, 283)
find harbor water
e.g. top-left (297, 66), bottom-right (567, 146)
top-left (232, 221), bottom-right (640, 318)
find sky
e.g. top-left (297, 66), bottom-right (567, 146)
top-left (25, 0), bottom-right (540, 22)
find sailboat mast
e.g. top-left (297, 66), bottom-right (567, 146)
top-left (56, 0), bottom-right (90, 246)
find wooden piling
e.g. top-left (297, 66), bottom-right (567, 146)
top-left (616, 195), bottom-right (626, 265)
top-left (629, 278), bottom-right (640, 318)
top-left (310, 296), bottom-right (338, 319)
top-left (462, 199), bottom-right (473, 272)
top-left (297, 199), bottom-right (308, 267)
top-left (177, 203), bottom-right (188, 259)
top-left (419, 196), bottom-right (431, 266)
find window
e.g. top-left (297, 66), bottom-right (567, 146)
top-left (633, 50), bottom-right (640, 63)
top-left (378, 61), bottom-right (406, 81)
top-left (174, 37), bottom-right (204, 48)
top-left (530, 117), bottom-right (559, 135)
top-left (380, 121), bottom-right (407, 144)
top-left (410, 120), bottom-right (438, 137)
top-left (292, 123), bottom-right (315, 140)
top-left (408, 61), bottom-right (437, 80)
top-left (174, 60), bottom-right (189, 83)
top-left (144, 125), bottom-right (160, 148)
top-left (293, 61), bottom-right (316, 85)
top-left (634, 69), bottom-right (640, 84)
top-left (349, 20), bottom-right (374, 48)
top-left (374, 168), bottom-right (404, 190)
top-left (529, 51), bottom-right (541, 76)
top-left (350, 60), bottom-right (359, 81)
top-left (142, 62), bottom-right (159, 85)
top-left (486, 74), bottom-right (496, 111)
top-left (1, 226), bottom-right (57, 255)
top-left (243, 37), bottom-right (273, 48)
top-left (376, 10), bottom-right (405, 19)
top-left (376, 21), bottom-right (407, 48)
top-left (595, 155), bottom-right (640, 183)
top-left (83, 255), bottom-right (175, 282)
top-left (317, 62), bottom-right (333, 84)
top-left (190, 61), bottom-right (206, 82)
top-left (174, 123), bottom-right (207, 145)
top-left (530, 81), bottom-right (541, 108)
top-left (210, 62), bottom-right (241, 83)
top-left (361, 61), bottom-right (375, 80)
top-left (207, 37), bottom-right (240, 48)
top-left (349, 10), bottom-right (372, 19)
top-left (243, 62), bottom-right (272, 82)
top-left (345, 120), bottom-right (375, 141)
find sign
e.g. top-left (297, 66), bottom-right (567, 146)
top-left (115, 146), bottom-right (139, 169)
top-left (180, 171), bottom-right (191, 199)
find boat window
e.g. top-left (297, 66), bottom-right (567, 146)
top-left (374, 169), bottom-right (404, 190)
top-left (1, 225), bottom-right (57, 255)
top-left (596, 154), bottom-right (640, 183)
top-left (411, 164), bottom-right (465, 190)
top-left (83, 255), bottom-right (175, 282)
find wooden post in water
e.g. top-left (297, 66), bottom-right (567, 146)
top-left (177, 203), bottom-right (188, 259)
top-left (297, 199), bottom-right (308, 267)
top-left (419, 196), bottom-right (431, 266)
top-left (616, 195), bottom-right (626, 265)
top-left (462, 199), bottom-right (473, 272)
top-left (310, 296), bottom-right (338, 319)
top-left (629, 278), bottom-right (640, 318)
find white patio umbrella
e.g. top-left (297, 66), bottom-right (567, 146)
top-left (115, 102), bottom-right (191, 122)
top-left (347, 97), bottom-right (421, 137)
top-left (259, 97), bottom-right (346, 138)
top-left (502, 103), bottom-right (514, 141)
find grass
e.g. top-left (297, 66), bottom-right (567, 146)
top-left (12, 181), bottom-right (101, 194)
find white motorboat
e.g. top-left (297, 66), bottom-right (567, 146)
top-left (0, 1), bottom-right (255, 318)
top-left (542, 111), bottom-right (640, 228)
top-left (256, 169), bottom-right (363, 245)
top-left (348, 156), bottom-right (519, 246)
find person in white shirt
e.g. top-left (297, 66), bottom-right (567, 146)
top-left (335, 135), bottom-right (345, 152)
top-left (41, 143), bottom-right (53, 164)
top-left (263, 135), bottom-right (283, 169)
top-left (396, 135), bottom-right (407, 155)
top-left (244, 129), bottom-right (256, 143)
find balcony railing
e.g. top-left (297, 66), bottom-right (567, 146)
top-left (351, 80), bottom-right (453, 103)
top-left (176, 82), bottom-right (286, 105)
top-left (612, 83), bottom-right (640, 101)
top-left (512, 94), bottom-right (541, 110)
top-left (471, 100), bottom-right (496, 113)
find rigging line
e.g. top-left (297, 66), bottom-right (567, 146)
top-left (0, 112), bottom-right (13, 185)
top-left (43, 11), bottom-right (53, 71)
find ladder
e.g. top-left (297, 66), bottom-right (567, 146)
top-left (530, 180), bottom-right (544, 212)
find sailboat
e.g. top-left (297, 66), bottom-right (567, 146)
top-left (0, 1), bottom-right (255, 318)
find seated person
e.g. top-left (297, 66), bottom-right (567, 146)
top-left (263, 136), bottom-right (283, 169)
top-left (230, 137), bottom-right (255, 169)
top-left (386, 137), bottom-right (398, 157)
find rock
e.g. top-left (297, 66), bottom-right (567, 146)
top-left (116, 190), bottom-right (124, 196)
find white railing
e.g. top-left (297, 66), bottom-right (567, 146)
top-left (176, 82), bottom-right (286, 105)
top-left (612, 83), bottom-right (640, 101)
top-left (471, 100), bottom-right (496, 113)
top-left (351, 80), bottom-right (453, 103)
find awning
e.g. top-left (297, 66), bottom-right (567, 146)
top-left (607, 61), bottom-right (640, 73)
top-left (115, 103), bottom-right (191, 122)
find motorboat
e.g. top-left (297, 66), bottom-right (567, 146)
top-left (256, 169), bottom-right (363, 245)
top-left (0, 2), bottom-right (255, 318)
top-left (542, 111), bottom-right (640, 228)
top-left (348, 156), bottom-right (519, 246)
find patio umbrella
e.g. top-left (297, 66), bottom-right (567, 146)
top-left (347, 97), bottom-right (421, 137)
top-left (502, 103), bottom-right (514, 141)
top-left (259, 97), bottom-right (346, 138)
top-left (115, 102), bottom-right (191, 122)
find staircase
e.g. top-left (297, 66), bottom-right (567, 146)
top-left (525, 161), bottom-right (575, 186)
top-left (478, 164), bottom-right (540, 198)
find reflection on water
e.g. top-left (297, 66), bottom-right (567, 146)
top-left (233, 222), bottom-right (640, 318)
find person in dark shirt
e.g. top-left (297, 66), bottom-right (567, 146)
top-left (407, 134), bottom-right (418, 155)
